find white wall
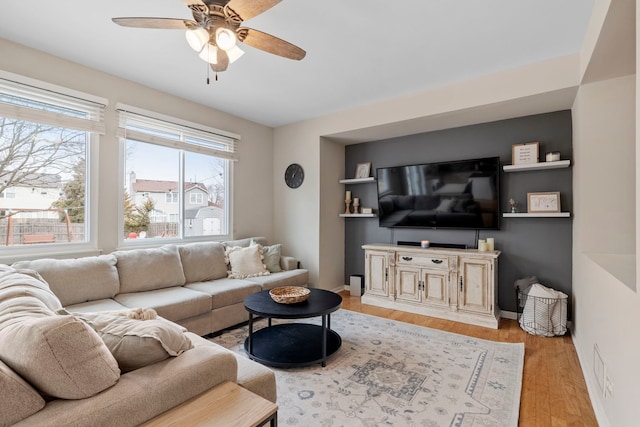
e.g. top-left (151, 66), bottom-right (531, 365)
top-left (572, 75), bottom-right (639, 427)
top-left (0, 38), bottom-right (275, 255)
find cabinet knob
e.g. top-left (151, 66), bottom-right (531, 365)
top-left (431, 259), bottom-right (443, 264)
top-left (402, 256), bottom-right (413, 261)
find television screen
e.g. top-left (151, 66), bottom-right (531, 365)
top-left (376, 157), bottom-right (501, 229)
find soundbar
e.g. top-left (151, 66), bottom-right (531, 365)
top-left (397, 241), bottom-right (468, 249)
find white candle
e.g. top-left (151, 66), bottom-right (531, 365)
top-left (346, 190), bottom-right (351, 200)
top-left (353, 197), bottom-right (359, 204)
top-left (421, 240), bottom-right (430, 248)
top-left (478, 239), bottom-right (487, 251)
top-left (486, 238), bottom-right (495, 251)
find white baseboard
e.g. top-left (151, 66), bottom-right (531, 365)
top-left (501, 310), bottom-right (517, 320)
top-left (570, 330), bottom-right (611, 427)
top-left (332, 284), bottom-right (351, 294)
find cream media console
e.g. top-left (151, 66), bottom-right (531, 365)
top-left (362, 244), bottom-right (501, 329)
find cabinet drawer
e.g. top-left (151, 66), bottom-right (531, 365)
top-left (395, 252), bottom-right (449, 269)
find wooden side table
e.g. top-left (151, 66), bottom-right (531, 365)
top-left (141, 381), bottom-right (277, 427)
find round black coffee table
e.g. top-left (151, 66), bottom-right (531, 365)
top-left (244, 288), bottom-right (342, 368)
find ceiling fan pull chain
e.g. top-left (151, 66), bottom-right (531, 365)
top-left (206, 61), bottom-right (210, 85)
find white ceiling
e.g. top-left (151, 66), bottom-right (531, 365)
top-left (0, 0), bottom-right (595, 128)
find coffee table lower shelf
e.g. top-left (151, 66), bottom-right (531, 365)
top-left (244, 323), bottom-right (341, 368)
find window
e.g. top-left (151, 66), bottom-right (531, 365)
top-left (0, 188), bottom-right (16, 199)
top-left (166, 192), bottom-right (178, 203)
top-left (189, 192), bottom-right (204, 205)
top-left (0, 74), bottom-right (105, 248)
top-left (118, 105), bottom-right (238, 242)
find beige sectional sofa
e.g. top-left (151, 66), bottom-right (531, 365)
top-left (1, 237), bottom-right (308, 426)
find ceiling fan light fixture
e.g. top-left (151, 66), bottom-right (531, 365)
top-left (215, 27), bottom-right (237, 51)
top-left (198, 43), bottom-right (219, 64)
top-left (226, 45), bottom-right (245, 63)
top-left (185, 27), bottom-right (209, 52)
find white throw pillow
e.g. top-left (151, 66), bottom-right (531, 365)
top-left (435, 198), bottom-right (455, 212)
top-left (225, 245), bottom-right (270, 279)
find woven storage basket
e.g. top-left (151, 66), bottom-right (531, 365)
top-left (269, 286), bottom-right (310, 304)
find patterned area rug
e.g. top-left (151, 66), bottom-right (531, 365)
top-left (211, 310), bottom-right (524, 427)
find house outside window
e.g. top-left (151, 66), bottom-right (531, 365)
top-left (190, 192), bottom-right (203, 205)
top-left (0, 188), bottom-right (16, 199)
top-left (119, 105), bottom-right (238, 242)
top-left (166, 192), bottom-right (178, 203)
top-left (0, 74), bottom-right (104, 249)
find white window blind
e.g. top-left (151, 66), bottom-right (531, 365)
top-left (0, 77), bottom-right (105, 134)
top-left (116, 106), bottom-right (239, 161)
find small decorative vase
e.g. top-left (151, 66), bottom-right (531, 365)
top-left (511, 206), bottom-right (517, 213)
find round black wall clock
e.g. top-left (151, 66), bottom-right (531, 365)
top-left (284, 163), bottom-right (304, 188)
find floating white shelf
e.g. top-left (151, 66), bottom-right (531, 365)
top-left (339, 213), bottom-right (376, 218)
top-left (503, 212), bottom-right (571, 218)
top-left (503, 160), bottom-right (570, 172)
top-left (339, 177), bottom-right (376, 184)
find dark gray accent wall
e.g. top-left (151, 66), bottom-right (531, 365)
top-left (344, 110), bottom-right (573, 316)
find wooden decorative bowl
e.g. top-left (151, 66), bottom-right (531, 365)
top-left (269, 286), bottom-right (310, 304)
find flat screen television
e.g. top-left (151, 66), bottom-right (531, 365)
top-left (376, 157), bottom-right (501, 229)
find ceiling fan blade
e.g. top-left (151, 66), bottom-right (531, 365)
top-left (182, 0), bottom-right (206, 6)
top-left (226, 0), bottom-right (281, 21)
top-left (211, 50), bottom-right (229, 72)
top-left (239, 28), bottom-right (306, 60)
top-left (112, 17), bottom-right (196, 30)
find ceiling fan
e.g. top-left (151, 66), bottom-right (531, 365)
top-left (112, 0), bottom-right (305, 79)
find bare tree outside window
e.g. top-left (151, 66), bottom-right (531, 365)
top-left (0, 117), bottom-right (87, 246)
top-left (0, 117), bottom-right (84, 192)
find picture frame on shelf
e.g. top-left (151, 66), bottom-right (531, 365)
top-left (512, 142), bottom-right (539, 165)
top-left (354, 162), bottom-right (372, 179)
top-left (527, 191), bottom-right (561, 213)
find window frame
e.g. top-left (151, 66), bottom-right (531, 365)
top-left (0, 71), bottom-right (104, 261)
top-left (117, 104), bottom-right (238, 247)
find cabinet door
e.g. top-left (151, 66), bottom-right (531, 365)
top-left (395, 266), bottom-right (421, 302)
top-left (458, 258), bottom-right (493, 314)
top-left (365, 250), bottom-right (389, 297)
top-left (422, 269), bottom-right (449, 307)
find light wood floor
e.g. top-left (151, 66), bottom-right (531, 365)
top-left (338, 291), bottom-right (598, 427)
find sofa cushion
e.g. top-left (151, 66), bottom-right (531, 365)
top-left (178, 241), bottom-right (228, 283)
top-left (68, 310), bottom-right (194, 373)
top-left (0, 314), bottom-right (120, 399)
top-left (190, 333), bottom-right (277, 403)
top-left (114, 245), bottom-right (186, 293)
top-left (225, 245), bottom-right (270, 279)
top-left (245, 269), bottom-right (309, 291)
top-left (12, 336), bottom-right (238, 427)
top-left (115, 286), bottom-right (211, 321)
top-left (185, 278), bottom-right (261, 309)
top-left (12, 255), bottom-right (120, 306)
top-left (66, 298), bottom-right (130, 313)
top-left (261, 244), bottom-right (282, 273)
top-left (0, 359), bottom-right (46, 425)
top-left (224, 236), bottom-right (268, 248)
top-left (0, 268), bottom-right (122, 400)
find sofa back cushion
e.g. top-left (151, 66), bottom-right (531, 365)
top-left (178, 242), bottom-right (228, 283)
top-left (12, 255), bottom-right (120, 306)
top-left (0, 267), bottom-right (120, 400)
top-left (223, 236), bottom-right (268, 248)
top-left (0, 359), bottom-right (45, 425)
top-left (0, 315), bottom-right (121, 399)
top-left (114, 245), bottom-right (186, 294)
